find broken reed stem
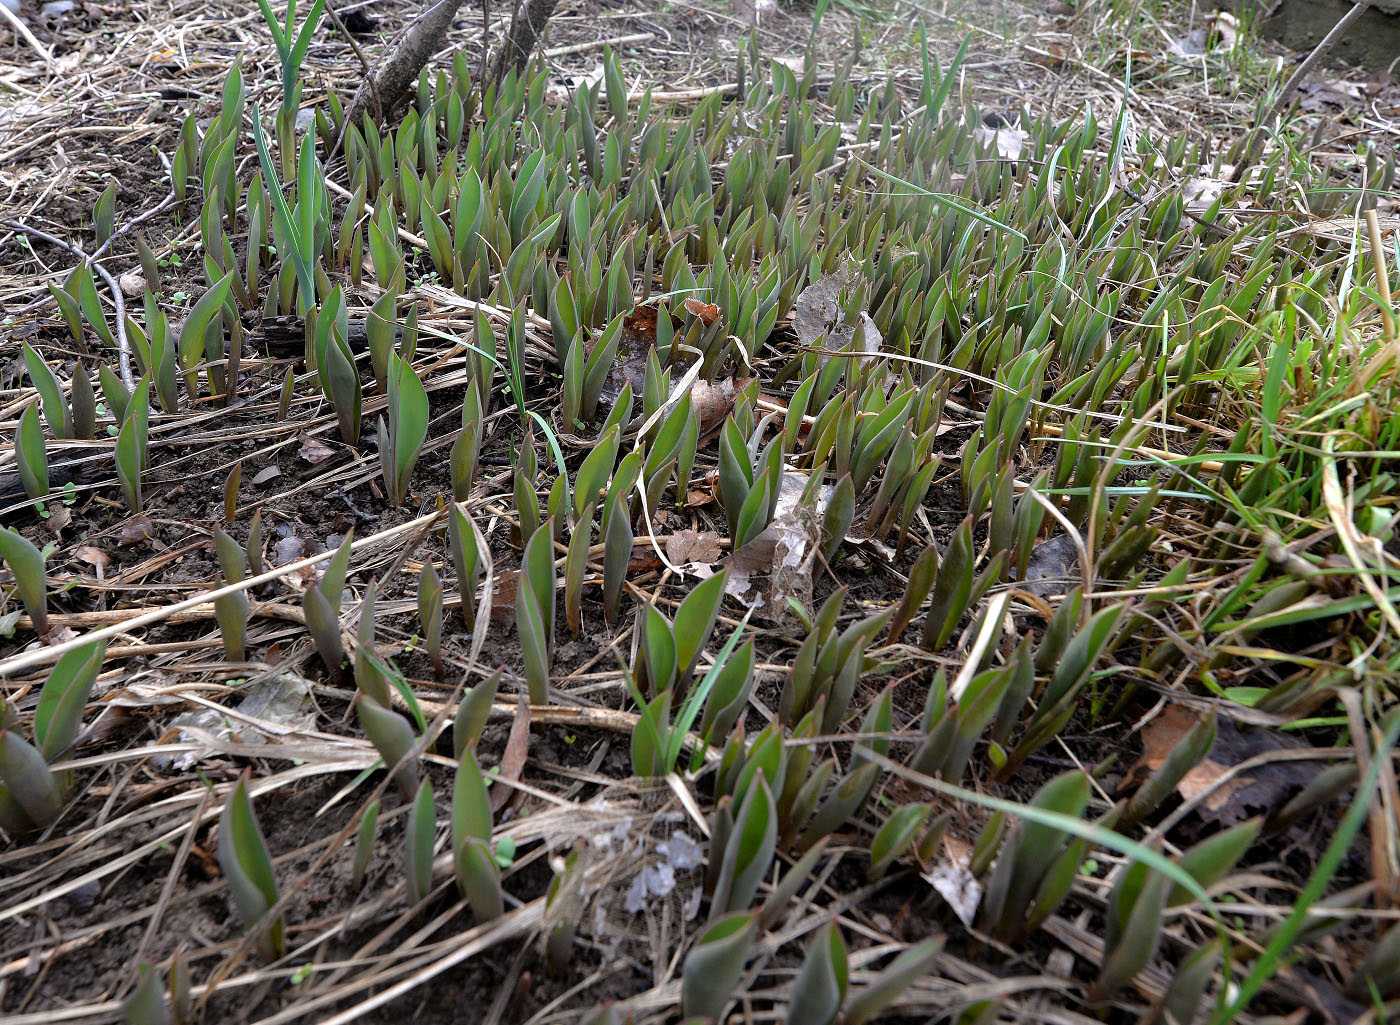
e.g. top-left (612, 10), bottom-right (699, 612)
top-left (1366, 209), bottom-right (1397, 347)
top-left (1230, 0), bottom-right (1375, 183)
top-left (1351, 209), bottom-right (1399, 389)
top-left (542, 31), bottom-right (653, 58)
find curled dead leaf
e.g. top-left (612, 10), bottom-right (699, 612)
top-left (924, 835), bottom-right (981, 928)
top-left (491, 695), bottom-right (531, 813)
top-left (685, 486), bottom-right (714, 508)
top-left (692, 377), bottom-right (748, 435)
top-left (1125, 705), bottom-right (1318, 825)
top-left (724, 472), bottom-right (826, 623)
top-left (682, 297), bottom-right (721, 325)
top-left (119, 515), bottom-right (155, 546)
top-left (665, 529), bottom-right (724, 567)
top-left (791, 264), bottom-right (882, 363)
top-left (74, 545), bottom-right (110, 583)
top-left (299, 434), bottom-right (336, 464)
top-left (599, 306), bottom-right (661, 406)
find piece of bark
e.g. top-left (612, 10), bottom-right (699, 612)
top-left (339, 0), bottom-right (469, 150)
top-left (486, 0), bottom-right (560, 85)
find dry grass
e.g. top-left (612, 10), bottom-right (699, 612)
top-left (1, 0), bottom-right (1399, 1022)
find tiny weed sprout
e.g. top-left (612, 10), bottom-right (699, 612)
top-left (217, 775), bottom-right (283, 962)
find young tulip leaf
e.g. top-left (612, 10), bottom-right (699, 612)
top-left (0, 527), bottom-right (49, 637)
top-left (352, 798), bottom-right (379, 892)
top-left (843, 936), bottom-right (945, 1025)
top-left (418, 562), bottom-right (444, 679)
top-left (356, 693), bottom-right (418, 799)
top-left (673, 569), bottom-right (729, 683)
top-left (0, 731), bottom-right (63, 827)
top-left (712, 772), bottom-right (777, 915)
top-left (455, 835), bottom-right (504, 921)
top-left (786, 921), bottom-right (847, 1025)
top-left (22, 342), bottom-right (71, 440)
top-left (216, 775), bottom-right (283, 961)
top-left (681, 912), bottom-right (757, 1022)
top-left (452, 747), bottom-right (493, 846)
top-left (406, 778), bottom-right (436, 904)
top-left (34, 638), bottom-right (106, 761)
top-left (869, 803), bottom-right (933, 880)
top-left (120, 961), bottom-right (173, 1025)
top-left (16, 404), bottom-right (48, 501)
top-left (454, 669), bottom-right (501, 757)
top-left (1168, 818), bottom-right (1260, 906)
top-left (517, 520), bottom-right (556, 704)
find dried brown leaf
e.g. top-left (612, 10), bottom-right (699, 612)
top-left (299, 434), bottom-right (336, 464)
top-left (666, 529), bottom-right (723, 566)
top-left (491, 695), bottom-right (531, 813)
top-left (74, 545), bottom-right (109, 583)
top-left (491, 569), bottom-right (520, 626)
top-left (683, 297), bottom-right (721, 324)
top-left (119, 515), bottom-right (154, 546)
top-left (1129, 706), bottom-right (1317, 825)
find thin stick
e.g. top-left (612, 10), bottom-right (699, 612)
top-left (0, 219), bottom-right (134, 391)
top-left (322, 0), bottom-right (383, 123)
top-left (1366, 208), bottom-right (1397, 347)
top-left (542, 31), bottom-right (653, 59)
top-left (1229, 0), bottom-right (1375, 182)
top-left (1265, 0), bottom-right (1373, 126)
top-left (0, 0), bottom-right (56, 73)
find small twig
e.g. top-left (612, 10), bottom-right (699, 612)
top-left (1229, 0), bottom-right (1375, 182)
top-left (479, 0), bottom-right (492, 79)
top-left (1266, 0), bottom-right (1374, 127)
top-left (1, 219), bottom-right (134, 391)
top-left (0, 0), bottom-right (56, 74)
top-left (322, 0), bottom-right (383, 124)
top-left (336, 0), bottom-right (467, 156)
top-left (542, 31), bottom-right (653, 59)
